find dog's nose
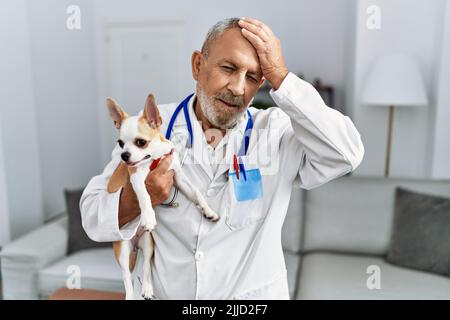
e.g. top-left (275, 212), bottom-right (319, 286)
top-left (121, 152), bottom-right (131, 162)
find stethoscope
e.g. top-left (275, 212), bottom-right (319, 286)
top-left (160, 93), bottom-right (253, 208)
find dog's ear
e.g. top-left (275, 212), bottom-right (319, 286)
top-left (143, 94), bottom-right (162, 129)
top-left (106, 97), bottom-right (129, 129)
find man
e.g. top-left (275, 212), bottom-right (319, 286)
top-left (80, 17), bottom-right (364, 299)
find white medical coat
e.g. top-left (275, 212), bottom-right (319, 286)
top-left (80, 73), bottom-right (365, 299)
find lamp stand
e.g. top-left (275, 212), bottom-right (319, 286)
top-left (384, 105), bottom-right (394, 177)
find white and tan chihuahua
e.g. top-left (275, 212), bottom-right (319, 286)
top-left (106, 94), bottom-right (219, 300)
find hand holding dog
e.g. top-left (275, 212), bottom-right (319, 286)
top-left (118, 155), bottom-right (174, 228)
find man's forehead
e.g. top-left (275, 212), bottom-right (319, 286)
top-left (207, 28), bottom-right (262, 74)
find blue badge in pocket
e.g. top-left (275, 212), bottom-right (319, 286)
top-left (229, 168), bottom-right (263, 202)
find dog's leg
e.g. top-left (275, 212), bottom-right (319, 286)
top-left (174, 169), bottom-right (220, 221)
top-left (113, 240), bottom-right (135, 300)
top-left (137, 231), bottom-right (155, 300)
top-left (130, 165), bottom-right (156, 231)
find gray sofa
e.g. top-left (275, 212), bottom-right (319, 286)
top-left (1, 175), bottom-right (450, 299)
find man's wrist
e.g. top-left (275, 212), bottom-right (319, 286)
top-left (268, 68), bottom-right (289, 91)
top-left (118, 186), bottom-right (139, 228)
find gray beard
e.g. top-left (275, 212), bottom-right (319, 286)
top-left (196, 86), bottom-right (247, 129)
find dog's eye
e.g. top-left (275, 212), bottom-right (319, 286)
top-left (117, 139), bottom-right (124, 148)
top-left (135, 138), bottom-right (147, 148)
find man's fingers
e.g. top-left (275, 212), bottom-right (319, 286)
top-left (240, 17), bottom-right (275, 37)
top-left (165, 169), bottom-right (175, 179)
top-left (151, 154), bottom-right (173, 173)
top-left (238, 19), bottom-right (269, 42)
top-left (241, 28), bottom-right (266, 50)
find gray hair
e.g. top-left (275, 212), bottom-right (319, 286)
top-left (201, 18), bottom-right (241, 58)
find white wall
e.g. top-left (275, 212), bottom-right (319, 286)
top-left (431, 0), bottom-right (450, 179)
top-left (351, 0), bottom-right (447, 178)
top-left (285, 0), bottom-right (355, 115)
top-left (0, 113), bottom-right (10, 246)
top-left (92, 0), bottom-right (354, 164)
top-left (26, 0), bottom-right (101, 219)
top-left (0, 0), bottom-right (44, 239)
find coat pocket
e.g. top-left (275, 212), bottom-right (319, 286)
top-left (233, 269), bottom-right (289, 300)
top-left (225, 190), bottom-right (265, 230)
top-left (225, 156), bottom-right (266, 231)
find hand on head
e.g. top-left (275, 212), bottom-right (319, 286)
top-left (238, 17), bottom-right (289, 90)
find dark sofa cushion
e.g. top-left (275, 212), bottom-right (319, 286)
top-left (386, 187), bottom-right (450, 277)
top-left (64, 188), bottom-right (110, 254)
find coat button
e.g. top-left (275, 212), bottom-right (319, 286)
top-left (195, 251), bottom-right (204, 261)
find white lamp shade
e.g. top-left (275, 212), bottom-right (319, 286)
top-left (361, 53), bottom-right (428, 107)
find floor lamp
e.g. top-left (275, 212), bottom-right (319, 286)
top-left (361, 53), bottom-right (428, 177)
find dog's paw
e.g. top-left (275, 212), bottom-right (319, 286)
top-left (141, 286), bottom-right (155, 300)
top-left (141, 213), bottom-right (157, 231)
top-left (202, 207), bottom-right (220, 222)
top-left (142, 222), bottom-right (156, 232)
